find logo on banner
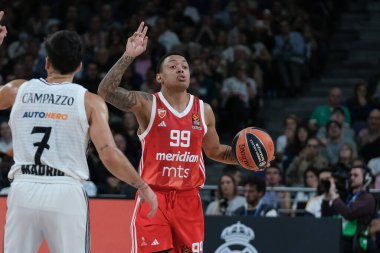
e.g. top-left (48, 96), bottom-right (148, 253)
top-left (215, 221), bottom-right (258, 253)
top-left (158, 108), bottom-right (166, 118)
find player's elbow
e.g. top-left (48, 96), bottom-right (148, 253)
top-left (97, 86), bottom-right (107, 99)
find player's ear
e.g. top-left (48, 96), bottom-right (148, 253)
top-left (156, 73), bottom-right (162, 84)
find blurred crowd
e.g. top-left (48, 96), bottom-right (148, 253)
top-left (0, 0), bottom-right (345, 195)
top-left (3, 0), bottom-right (380, 251)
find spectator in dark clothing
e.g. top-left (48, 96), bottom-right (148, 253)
top-left (322, 166), bottom-right (376, 253)
top-left (235, 175), bottom-right (278, 217)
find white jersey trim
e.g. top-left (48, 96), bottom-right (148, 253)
top-left (158, 92), bottom-right (194, 118)
top-left (199, 99), bottom-right (208, 136)
top-left (138, 95), bottom-right (156, 140)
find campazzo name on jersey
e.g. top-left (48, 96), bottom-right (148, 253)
top-left (22, 92), bottom-right (74, 106)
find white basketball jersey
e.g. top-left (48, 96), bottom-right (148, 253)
top-left (8, 78), bottom-right (90, 180)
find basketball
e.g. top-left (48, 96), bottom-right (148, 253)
top-left (232, 127), bottom-right (275, 171)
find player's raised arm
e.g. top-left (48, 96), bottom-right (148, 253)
top-left (0, 11), bottom-right (7, 46)
top-left (202, 103), bottom-right (238, 165)
top-left (97, 21), bottom-right (152, 114)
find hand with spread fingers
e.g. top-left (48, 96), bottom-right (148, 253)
top-left (0, 11), bottom-right (7, 46)
top-left (124, 21), bottom-right (148, 58)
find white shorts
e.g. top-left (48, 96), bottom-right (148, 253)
top-left (4, 176), bottom-right (90, 253)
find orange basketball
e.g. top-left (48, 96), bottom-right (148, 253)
top-left (232, 127), bottom-right (275, 171)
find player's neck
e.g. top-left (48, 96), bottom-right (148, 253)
top-left (46, 72), bottom-right (74, 84)
top-left (160, 89), bottom-right (190, 112)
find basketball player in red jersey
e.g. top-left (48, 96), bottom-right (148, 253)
top-left (98, 22), bottom-right (238, 253)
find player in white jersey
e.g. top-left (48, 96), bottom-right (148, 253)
top-left (0, 11), bottom-right (157, 253)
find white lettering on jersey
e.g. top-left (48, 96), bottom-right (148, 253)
top-left (156, 151), bottom-right (199, 163)
top-left (162, 165), bottom-right (190, 178)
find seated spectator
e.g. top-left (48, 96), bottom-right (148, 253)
top-left (262, 165), bottom-right (292, 215)
top-left (286, 137), bottom-right (328, 186)
top-left (320, 120), bottom-right (357, 165)
top-left (357, 109), bottom-right (380, 149)
top-left (368, 157), bottom-right (380, 189)
top-left (234, 176), bottom-right (278, 217)
top-left (292, 167), bottom-right (319, 216)
top-left (272, 20), bottom-right (305, 97)
top-left (334, 143), bottom-right (357, 171)
top-left (205, 173), bottom-right (245, 216)
top-left (316, 106), bottom-right (355, 146)
top-left (275, 114), bottom-right (300, 168)
top-left (345, 80), bottom-right (376, 134)
top-left (220, 63), bottom-right (257, 135)
top-left (310, 87), bottom-right (351, 127)
top-left (305, 169), bottom-right (332, 217)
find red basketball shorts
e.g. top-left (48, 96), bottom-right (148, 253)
top-left (130, 188), bottom-right (204, 253)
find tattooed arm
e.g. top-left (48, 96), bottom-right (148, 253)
top-left (202, 103), bottom-right (238, 165)
top-left (98, 21), bottom-right (152, 114)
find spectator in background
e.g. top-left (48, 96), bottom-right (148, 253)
top-left (139, 67), bottom-right (160, 94)
top-left (286, 137), bottom-right (328, 186)
top-left (222, 165), bottom-right (243, 187)
top-left (334, 144), bottom-right (357, 171)
top-left (235, 175), bottom-right (278, 217)
top-left (310, 87), bottom-right (351, 127)
top-left (357, 109), bottom-right (380, 163)
top-left (154, 17), bottom-right (181, 53)
top-left (305, 169), bottom-right (332, 217)
top-left (276, 114), bottom-right (300, 158)
top-left (320, 120), bottom-right (357, 165)
top-left (76, 62), bottom-right (101, 94)
top-left (316, 106), bottom-right (355, 146)
top-left (220, 62), bottom-right (257, 135)
top-left (81, 15), bottom-right (107, 55)
top-left (291, 167), bottom-right (318, 216)
top-left (272, 20), bottom-right (305, 97)
top-left (368, 157), bottom-right (380, 189)
top-left (262, 165), bottom-right (291, 215)
top-left (205, 173), bottom-right (245, 216)
top-left (345, 80), bottom-right (376, 134)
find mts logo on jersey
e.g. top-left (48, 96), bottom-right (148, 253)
top-left (157, 151), bottom-right (199, 178)
top-left (157, 130), bottom-right (200, 178)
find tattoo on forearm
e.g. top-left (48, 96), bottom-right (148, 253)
top-left (99, 55), bottom-right (134, 97)
top-left (223, 146), bottom-right (235, 162)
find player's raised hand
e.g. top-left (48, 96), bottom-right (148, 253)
top-left (138, 183), bottom-right (158, 218)
top-left (0, 11), bottom-right (7, 46)
top-left (124, 21), bottom-right (148, 58)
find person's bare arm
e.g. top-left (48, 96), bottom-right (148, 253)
top-left (0, 79), bottom-right (26, 109)
top-left (202, 103), bottom-right (238, 164)
top-left (0, 11), bottom-right (7, 46)
top-left (86, 92), bottom-right (157, 217)
top-left (97, 21), bottom-right (152, 115)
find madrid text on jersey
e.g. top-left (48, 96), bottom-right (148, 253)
top-left (22, 92), bottom-right (74, 106)
top-left (156, 151), bottom-right (199, 179)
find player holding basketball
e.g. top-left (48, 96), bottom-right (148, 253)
top-left (98, 22), bottom-right (238, 253)
top-left (0, 12), bottom-right (157, 253)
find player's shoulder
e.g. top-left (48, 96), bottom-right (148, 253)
top-left (85, 91), bottom-right (107, 109)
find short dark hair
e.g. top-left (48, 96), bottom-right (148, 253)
top-left (45, 30), bottom-right (83, 74)
top-left (243, 176), bottom-right (266, 194)
top-left (156, 52), bottom-right (187, 73)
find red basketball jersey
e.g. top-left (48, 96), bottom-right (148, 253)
top-left (138, 92), bottom-right (207, 190)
